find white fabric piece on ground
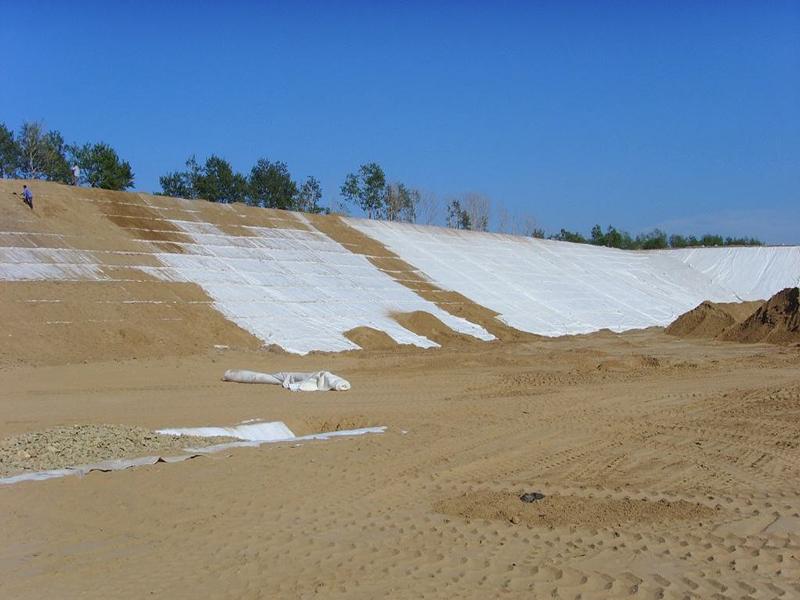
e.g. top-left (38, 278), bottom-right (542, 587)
top-left (0, 426), bottom-right (386, 486)
top-left (185, 426), bottom-right (388, 454)
top-left (0, 454), bottom-right (196, 485)
top-left (223, 369), bottom-right (351, 392)
top-left (156, 421), bottom-right (296, 441)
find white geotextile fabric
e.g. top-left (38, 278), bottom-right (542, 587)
top-left (223, 369), bottom-right (351, 392)
top-left (346, 219), bottom-right (800, 335)
top-left (157, 421), bottom-right (296, 441)
top-left (0, 454), bottom-right (197, 485)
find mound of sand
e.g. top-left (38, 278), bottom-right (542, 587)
top-left (0, 424), bottom-right (235, 478)
top-left (666, 300), bottom-right (764, 339)
top-left (391, 311), bottom-right (477, 346)
top-left (719, 287), bottom-right (800, 344)
top-left (344, 326), bottom-right (399, 351)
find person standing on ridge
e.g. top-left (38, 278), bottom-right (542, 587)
top-left (71, 163), bottom-right (80, 186)
top-left (21, 185), bottom-right (33, 210)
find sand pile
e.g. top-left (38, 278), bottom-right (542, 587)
top-left (719, 287), bottom-right (800, 344)
top-left (0, 424), bottom-right (235, 477)
top-left (665, 300), bottom-right (764, 339)
top-left (344, 326), bottom-right (399, 350)
top-left (436, 490), bottom-right (716, 528)
top-left (392, 310), bottom-right (477, 346)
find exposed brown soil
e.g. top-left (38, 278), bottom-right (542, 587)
top-left (0, 280), bottom-right (262, 366)
top-left (665, 300), bottom-right (764, 339)
top-left (2, 323), bottom-right (800, 600)
top-left (344, 326), bottom-right (400, 350)
top-left (667, 289), bottom-right (799, 345)
top-left (436, 489), bottom-right (716, 528)
top-left (391, 310), bottom-right (477, 346)
top-left (719, 287), bottom-right (800, 344)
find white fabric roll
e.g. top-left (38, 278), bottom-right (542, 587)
top-left (223, 369), bottom-right (350, 392)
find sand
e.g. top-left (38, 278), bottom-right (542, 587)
top-left (665, 299), bottom-right (765, 339)
top-left (668, 288), bottom-right (800, 345)
top-left (720, 287), bottom-right (800, 344)
top-left (2, 180), bottom-right (799, 597)
top-left (1, 329), bottom-right (799, 599)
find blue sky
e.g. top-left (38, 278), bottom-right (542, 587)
top-left (3, 1), bottom-right (798, 243)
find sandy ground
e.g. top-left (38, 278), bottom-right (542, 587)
top-left (1, 331), bottom-right (799, 599)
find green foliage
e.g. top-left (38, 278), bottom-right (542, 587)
top-left (698, 234), bottom-right (724, 247)
top-left (550, 228), bottom-right (587, 243)
top-left (196, 155), bottom-right (248, 203)
top-left (0, 123), bottom-right (21, 178)
top-left (530, 228), bottom-right (546, 239)
top-left (558, 225), bottom-right (761, 249)
top-left (590, 224), bottom-right (634, 249)
top-left (635, 228), bottom-right (668, 250)
top-left (159, 155), bottom-right (247, 203)
top-left (668, 234), bottom-right (688, 248)
top-left (159, 155), bottom-right (327, 213)
top-left (724, 236), bottom-right (762, 246)
top-left (446, 199), bottom-right (472, 230)
top-left (248, 159), bottom-right (298, 209)
top-left (296, 176), bottom-right (327, 214)
top-left (17, 121), bottom-right (71, 183)
top-left (158, 170), bottom-right (195, 198)
top-left (341, 163), bottom-right (386, 218)
top-left (69, 142), bottom-right (134, 190)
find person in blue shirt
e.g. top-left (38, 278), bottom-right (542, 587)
top-left (22, 185), bottom-right (33, 210)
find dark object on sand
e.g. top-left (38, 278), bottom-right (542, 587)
top-left (520, 492), bottom-right (545, 503)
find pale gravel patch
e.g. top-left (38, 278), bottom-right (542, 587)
top-left (0, 424), bottom-right (236, 478)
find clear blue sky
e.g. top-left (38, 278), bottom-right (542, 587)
top-left (3, 1), bottom-right (798, 243)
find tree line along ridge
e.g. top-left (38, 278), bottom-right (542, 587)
top-left (1, 121), bottom-right (762, 248)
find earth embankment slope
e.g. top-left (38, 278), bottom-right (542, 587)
top-left (2, 179), bottom-right (799, 364)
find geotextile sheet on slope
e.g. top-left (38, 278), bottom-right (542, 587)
top-left (347, 219), bottom-right (800, 336)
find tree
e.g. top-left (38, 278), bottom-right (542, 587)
top-left (196, 155), bottom-right (248, 203)
top-left (17, 121), bottom-right (71, 182)
top-left (496, 202), bottom-right (512, 234)
top-left (550, 229), bottom-right (588, 243)
top-left (0, 124), bottom-right (21, 178)
top-left (724, 236), bottom-right (762, 246)
top-left (159, 155), bottom-right (247, 203)
top-left (296, 176), bottom-right (327, 214)
top-left (635, 228), bottom-right (668, 250)
top-left (520, 214), bottom-right (544, 238)
top-left (446, 198), bottom-right (471, 230)
top-left (248, 159), bottom-right (298, 209)
top-left (669, 234), bottom-right (688, 248)
top-left (158, 170), bottom-right (195, 198)
top-left (698, 234), bottom-right (724, 247)
top-left (340, 163), bottom-right (386, 219)
top-left (69, 142), bottom-right (134, 190)
top-left (417, 190), bottom-right (440, 226)
top-left (463, 193), bottom-right (491, 232)
top-left (385, 182), bottom-right (419, 222)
